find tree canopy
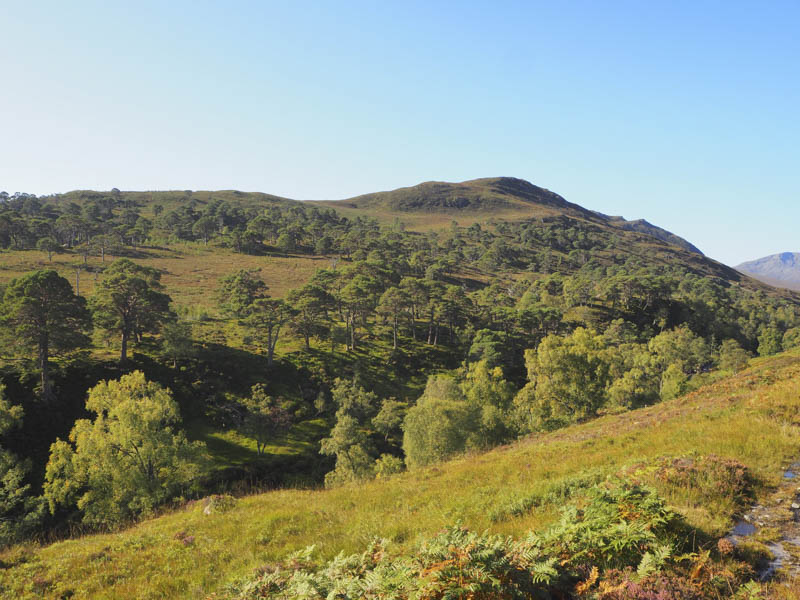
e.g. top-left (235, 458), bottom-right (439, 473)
top-left (89, 258), bottom-right (173, 362)
top-left (44, 371), bottom-right (205, 526)
top-left (0, 270), bottom-right (91, 400)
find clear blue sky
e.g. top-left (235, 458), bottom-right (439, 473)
top-left (1, 1), bottom-right (797, 266)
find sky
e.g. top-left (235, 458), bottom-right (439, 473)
top-left (1, 1), bottom-right (798, 266)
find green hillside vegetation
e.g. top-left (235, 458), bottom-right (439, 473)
top-left (2, 179), bottom-right (800, 596)
top-left (0, 350), bottom-right (798, 598)
top-left (602, 215), bottom-right (704, 255)
top-left (309, 177), bottom-right (588, 228)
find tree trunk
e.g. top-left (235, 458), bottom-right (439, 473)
top-left (427, 311), bottom-right (434, 344)
top-left (39, 336), bottom-right (53, 402)
top-left (392, 315), bottom-right (398, 349)
top-left (120, 329), bottom-right (129, 363)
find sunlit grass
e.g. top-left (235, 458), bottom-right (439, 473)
top-left (0, 246), bottom-right (327, 306)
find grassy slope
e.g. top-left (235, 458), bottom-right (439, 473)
top-left (3, 350), bottom-right (800, 599)
top-left (0, 247), bottom-right (328, 305)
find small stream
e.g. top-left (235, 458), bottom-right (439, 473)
top-left (725, 461), bottom-right (800, 580)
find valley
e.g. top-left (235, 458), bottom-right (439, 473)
top-left (1, 178), bottom-right (799, 598)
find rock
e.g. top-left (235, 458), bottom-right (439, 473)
top-left (791, 503), bottom-right (799, 509)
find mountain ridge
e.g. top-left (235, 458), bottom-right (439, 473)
top-left (48, 177), bottom-right (707, 257)
top-left (323, 176), bottom-right (586, 213)
top-left (599, 214), bottom-right (703, 255)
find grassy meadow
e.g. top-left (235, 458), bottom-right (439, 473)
top-left (0, 246), bottom-right (329, 305)
top-left (2, 349), bottom-right (799, 598)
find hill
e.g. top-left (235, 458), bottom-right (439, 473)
top-left (737, 252), bottom-right (800, 291)
top-left (20, 177), bottom-right (742, 267)
top-left (2, 350), bottom-right (799, 598)
top-left (4, 177), bottom-right (789, 302)
top-left (312, 177), bottom-right (707, 255)
top-left (314, 176), bottom-right (590, 215)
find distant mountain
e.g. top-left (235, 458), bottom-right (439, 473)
top-left (737, 253), bottom-right (800, 291)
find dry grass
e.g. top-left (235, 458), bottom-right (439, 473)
top-left (0, 247), bottom-right (328, 307)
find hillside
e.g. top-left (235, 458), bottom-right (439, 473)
top-left (23, 178), bottom-right (755, 275)
top-left (312, 177), bottom-right (708, 255)
top-left (2, 350), bottom-right (800, 598)
top-left (737, 252), bottom-right (800, 291)
top-left (4, 178), bottom-right (791, 301)
top-left (601, 215), bottom-right (703, 255)
top-left (0, 178), bottom-right (797, 482)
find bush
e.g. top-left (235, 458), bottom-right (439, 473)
top-left (402, 376), bottom-right (475, 469)
top-left (43, 371), bottom-right (206, 526)
top-left (374, 454), bottom-right (404, 478)
top-left (202, 494), bottom-right (237, 515)
top-left (624, 454), bottom-right (753, 508)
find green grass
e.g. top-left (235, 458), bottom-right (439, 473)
top-left (186, 419), bottom-right (328, 469)
top-left (3, 350), bottom-right (800, 599)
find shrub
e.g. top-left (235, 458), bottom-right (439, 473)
top-left (203, 494), bottom-right (237, 515)
top-left (374, 454), bottom-right (404, 478)
top-left (624, 454), bottom-right (753, 508)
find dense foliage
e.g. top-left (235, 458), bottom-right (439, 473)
top-left (43, 372), bottom-right (205, 526)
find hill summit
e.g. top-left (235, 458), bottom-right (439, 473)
top-left (331, 176), bottom-right (583, 213)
